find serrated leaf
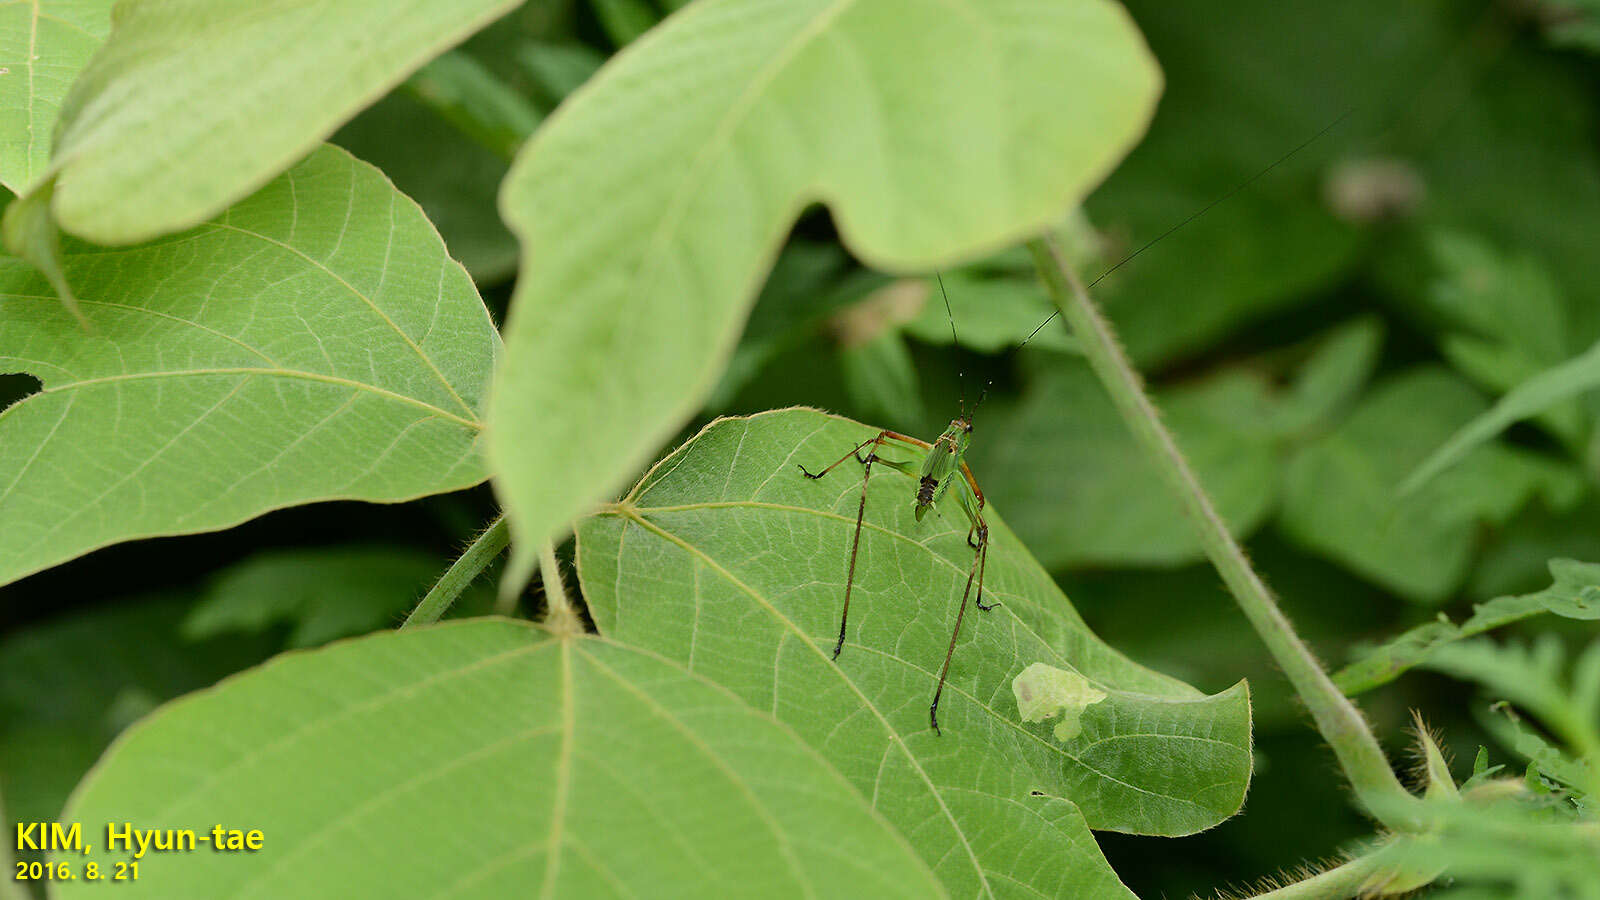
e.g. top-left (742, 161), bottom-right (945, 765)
top-left (0, 0), bottom-right (115, 194)
top-left (577, 409), bottom-right (1252, 899)
top-left (1279, 368), bottom-right (1585, 602)
top-left (1366, 793), bottom-right (1600, 900)
top-left (974, 363), bottom-right (1280, 569)
top-left (1335, 559), bottom-right (1600, 694)
top-left (58, 622), bottom-right (946, 900)
top-left (27, 0), bottom-right (522, 245)
top-left (1426, 230), bottom-right (1573, 385)
top-left (1425, 635), bottom-right (1599, 781)
top-left (0, 145), bottom-right (497, 587)
top-left (1403, 339), bottom-right (1600, 494)
top-left (490, 0), bottom-right (1163, 586)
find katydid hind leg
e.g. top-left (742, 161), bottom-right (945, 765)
top-left (929, 526), bottom-right (987, 735)
top-left (832, 446), bottom-right (878, 660)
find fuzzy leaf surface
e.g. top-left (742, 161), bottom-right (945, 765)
top-left (35, 0), bottom-right (521, 244)
top-left (490, 0), bottom-right (1164, 582)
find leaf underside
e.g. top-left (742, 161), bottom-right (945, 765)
top-left (0, 145), bottom-right (498, 588)
top-left (58, 621), bottom-right (946, 899)
top-left (489, 0), bottom-right (1164, 586)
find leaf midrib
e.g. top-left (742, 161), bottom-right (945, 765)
top-left (11, 367), bottom-right (480, 429)
top-left (614, 506), bottom-right (998, 900)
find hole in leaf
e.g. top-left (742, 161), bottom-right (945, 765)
top-left (0, 373), bottom-right (42, 414)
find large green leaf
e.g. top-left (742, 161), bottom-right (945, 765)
top-left (578, 409), bottom-right (1253, 899)
top-left (490, 0), bottom-right (1163, 584)
top-left (30, 0), bottom-right (522, 245)
top-left (58, 621), bottom-right (945, 900)
top-left (0, 145), bottom-right (497, 587)
top-left (1279, 368), bottom-right (1586, 603)
top-left (0, 0), bottom-right (114, 194)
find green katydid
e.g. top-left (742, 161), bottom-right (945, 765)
top-left (797, 112), bottom-right (1352, 735)
top-left (799, 274), bottom-right (994, 736)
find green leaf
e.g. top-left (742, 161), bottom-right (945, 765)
top-left (30, 0), bottom-right (523, 245)
top-left (1334, 559), bottom-right (1600, 695)
top-left (0, 0), bottom-right (115, 194)
top-left (1419, 231), bottom-right (1588, 448)
top-left (1424, 635), bottom-right (1599, 779)
top-left (839, 331), bottom-right (925, 433)
top-left (58, 622), bottom-right (946, 900)
top-left (0, 175), bottom-right (81, 322)
top-left (1270, 316), bottom-right (1385, 436)
top-left (591, 0), bottom-right (660, 47)
top-left (1426, 231), bottom-right (1572, 380)
top-left (974, 362), bottom-right (1281, 568)
top-left (490, 0), bottom-right (1163, 584)
top-left (516, 41), bottom-right (607, 107)
top-left (1279, 368), bottom-right (1585, 602)
top-left (0, 145), bottom-right (498, 587)
top-left (334, 91), bottom-right (520, 283)
top-left (577, 409), bottom-right (1252, 898)
top-left (1367, 793), bottom-right (1600, 900)
top-left (183, 545), bottom-right (488, 649)
top-left (0, 596), bottom-right (272, 826)
top-left (403, 50), bottom-right (540, 162)
top-left (1481, 712), bottom-right (1595, 800)
top-left (1403, 339), bottom-right (1600, 494)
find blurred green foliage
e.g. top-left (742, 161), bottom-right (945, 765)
top-left (5, 0), bottom-right (1600, 897)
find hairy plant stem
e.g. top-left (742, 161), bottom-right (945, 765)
top-left (1027, 234), bottom-right (1420, 830)
top-left (540, 539), bottom-right (582, 636)
top-left (1238, 849), bottom-right (1391, 900)
top-left (402, 515), bottom-right (510, 628)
